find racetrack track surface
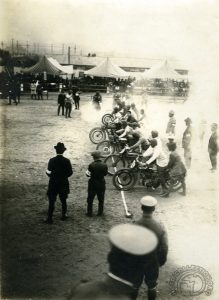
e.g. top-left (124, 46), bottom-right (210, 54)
top-left (0, 94), bottom-right (218, 299)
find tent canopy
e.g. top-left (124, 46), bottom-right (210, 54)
top-left (23, 56), bottom-right (74, 75)
top-left (142, 60), bottom-right (183, 80)
top-left (84, 57), bottom-right (129, 79)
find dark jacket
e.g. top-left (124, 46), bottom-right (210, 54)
top-left (93, 93), bottom-right (102, 103)
top-left (182, 125), bottom-right (192, 149)
top-left (167, 151), bottom-right (187, 177)
top-left (88, 159), bottom-right (108, 189)
top-left (47, 155), bottom-right (73, 195)
top-left (208, 132), bottom-right (218, 154)
top-left (136, 215), bottom-right (168, 267)
top-left (67, 275), bottom-right (136, 300)
top-left (58, 93), bottom-right (66, 105)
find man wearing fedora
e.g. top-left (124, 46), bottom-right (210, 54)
top-left (45, 142), bottom-right (73, 224)
top-left (67, 223), bottom-right (158, 300)
top-left (86, 150), bottom-right (108, 217)
top-left (136, 196), bottom-right (168, 300)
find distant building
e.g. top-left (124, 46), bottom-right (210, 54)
top-left (51, 54), bottom-right (189, 77)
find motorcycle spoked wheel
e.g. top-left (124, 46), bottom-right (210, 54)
top-left (102, 114), bottom-right (114, 126)
top-left (89, 127), bottom-right (106, 144)
top-left (104, 154), bottom-right (126, 176)
top-left (165, 177), bottom-right (182, 191)
top-left (96, 141), bottom-right (116, 157)
top-left (113, 169), bottom-right (137, 191)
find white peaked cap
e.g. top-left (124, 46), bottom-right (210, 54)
top-left (109, 224), bottom-right (158, 256)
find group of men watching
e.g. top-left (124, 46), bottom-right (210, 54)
top-left (57, 89), bottom-right (81, 118)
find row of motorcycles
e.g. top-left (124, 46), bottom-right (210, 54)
top-left (89, 112), bottom-right (183, 193)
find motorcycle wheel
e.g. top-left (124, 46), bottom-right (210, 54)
top-left (166, 177), bottom-right (182, 191)
top-left (96, 141), bottom-right (115, 157)
top-left (113, 168), bottom-right (137, 191)
top-left (89, 127), bottom-right (106, 144)
top-left (104, 154), bottom-right (126, 176)
top-left (102, 114), bottom-right (114, 126)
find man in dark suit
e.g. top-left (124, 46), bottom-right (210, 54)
top-left (67, 223), bottom-right (158, 300)
top-left (136, 196), bottom-right (168, 300)
top-left (57, 90), bottom-right (66, 116)
top-left (208, 123), bottom-right (218, 172)
top-left (86, 150), bottom-right (108, 217)
top-left (44, 142), bottom-right (73, 224)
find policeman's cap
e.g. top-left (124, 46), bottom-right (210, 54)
top-left (140, 196), bottom-right (157, 208)
top-left (109, 224), bottom-right (158, 256)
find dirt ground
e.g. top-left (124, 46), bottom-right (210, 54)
top-left (0, 93), bottom-right (218, 300)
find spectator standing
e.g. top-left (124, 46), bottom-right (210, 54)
top-left (36, 83), bottom-right (43, 100)
top-left (166, 110), bottom-right (176, 136)
top-left (65, 91), bottom-right (74, 118)
top-left (182, 117), bottom-right (192, 169)
top-left (30, 81), bottom-right (37, 100)
top-left (86, 151), bottom-right (108, 217)
top-left (136, 196), bottom-right (168, 300)
top-left (73, 91), bottom-right (80, 110)
top-left (45, 142), bottom-right (73, 224)
top-left (8, 79), bottom-right (18, 105)
top-left (16, 80), bottom-right (21, 104)
top-left (67, 224), bottom-right (158, 300)
top-left (208, 123), bottom-right (218, 172)
top-left (92, 91), bottom-right (102, 110)
top-left (57, 89), bottom-right (66, 116)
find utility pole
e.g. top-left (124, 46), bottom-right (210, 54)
top-left (1, 41), bottom-right (4, 49)
top-left (11, 38), bottom-right (14, 55)
top-left (68, 46), bottom-right (71, 64)
top-left (62, 43), bottom-right (65, 54)
top-left (26, 41), bottom-right (29, 55)
top-left (74, 45), bottom-right (76, 55)
top-left (16, 40), bottom-right (19, 55)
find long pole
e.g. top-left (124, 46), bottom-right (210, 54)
top-left (68, 46), bottom-right (71, 64)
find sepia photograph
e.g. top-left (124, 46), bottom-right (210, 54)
top-left (0, 0), bottom-right (219, 299)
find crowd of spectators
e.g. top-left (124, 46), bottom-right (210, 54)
top-left (138, 78), bottom-right (190, 97)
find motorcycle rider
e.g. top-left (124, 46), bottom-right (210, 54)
top-left (142, 139), bottom-right (169, 196)
top-left (162, 142), bottom-right (187, 197)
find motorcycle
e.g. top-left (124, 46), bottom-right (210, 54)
top-left (112, 157), bottom-right (183, 192)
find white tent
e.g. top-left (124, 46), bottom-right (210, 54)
top-left (84, 57), bottom-right (129, 79)
top-left (23, 56), bottom-right (74, 75)
top-left (48, 57), bottom-right (74, 74)
top-left (142, 60), bottom-right (184, 80)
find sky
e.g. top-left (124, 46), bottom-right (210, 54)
top-left (1, 0), bottom-right (219, 61)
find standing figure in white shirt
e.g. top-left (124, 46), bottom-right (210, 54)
top-left (143, 139), bottom-right (169, 195)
